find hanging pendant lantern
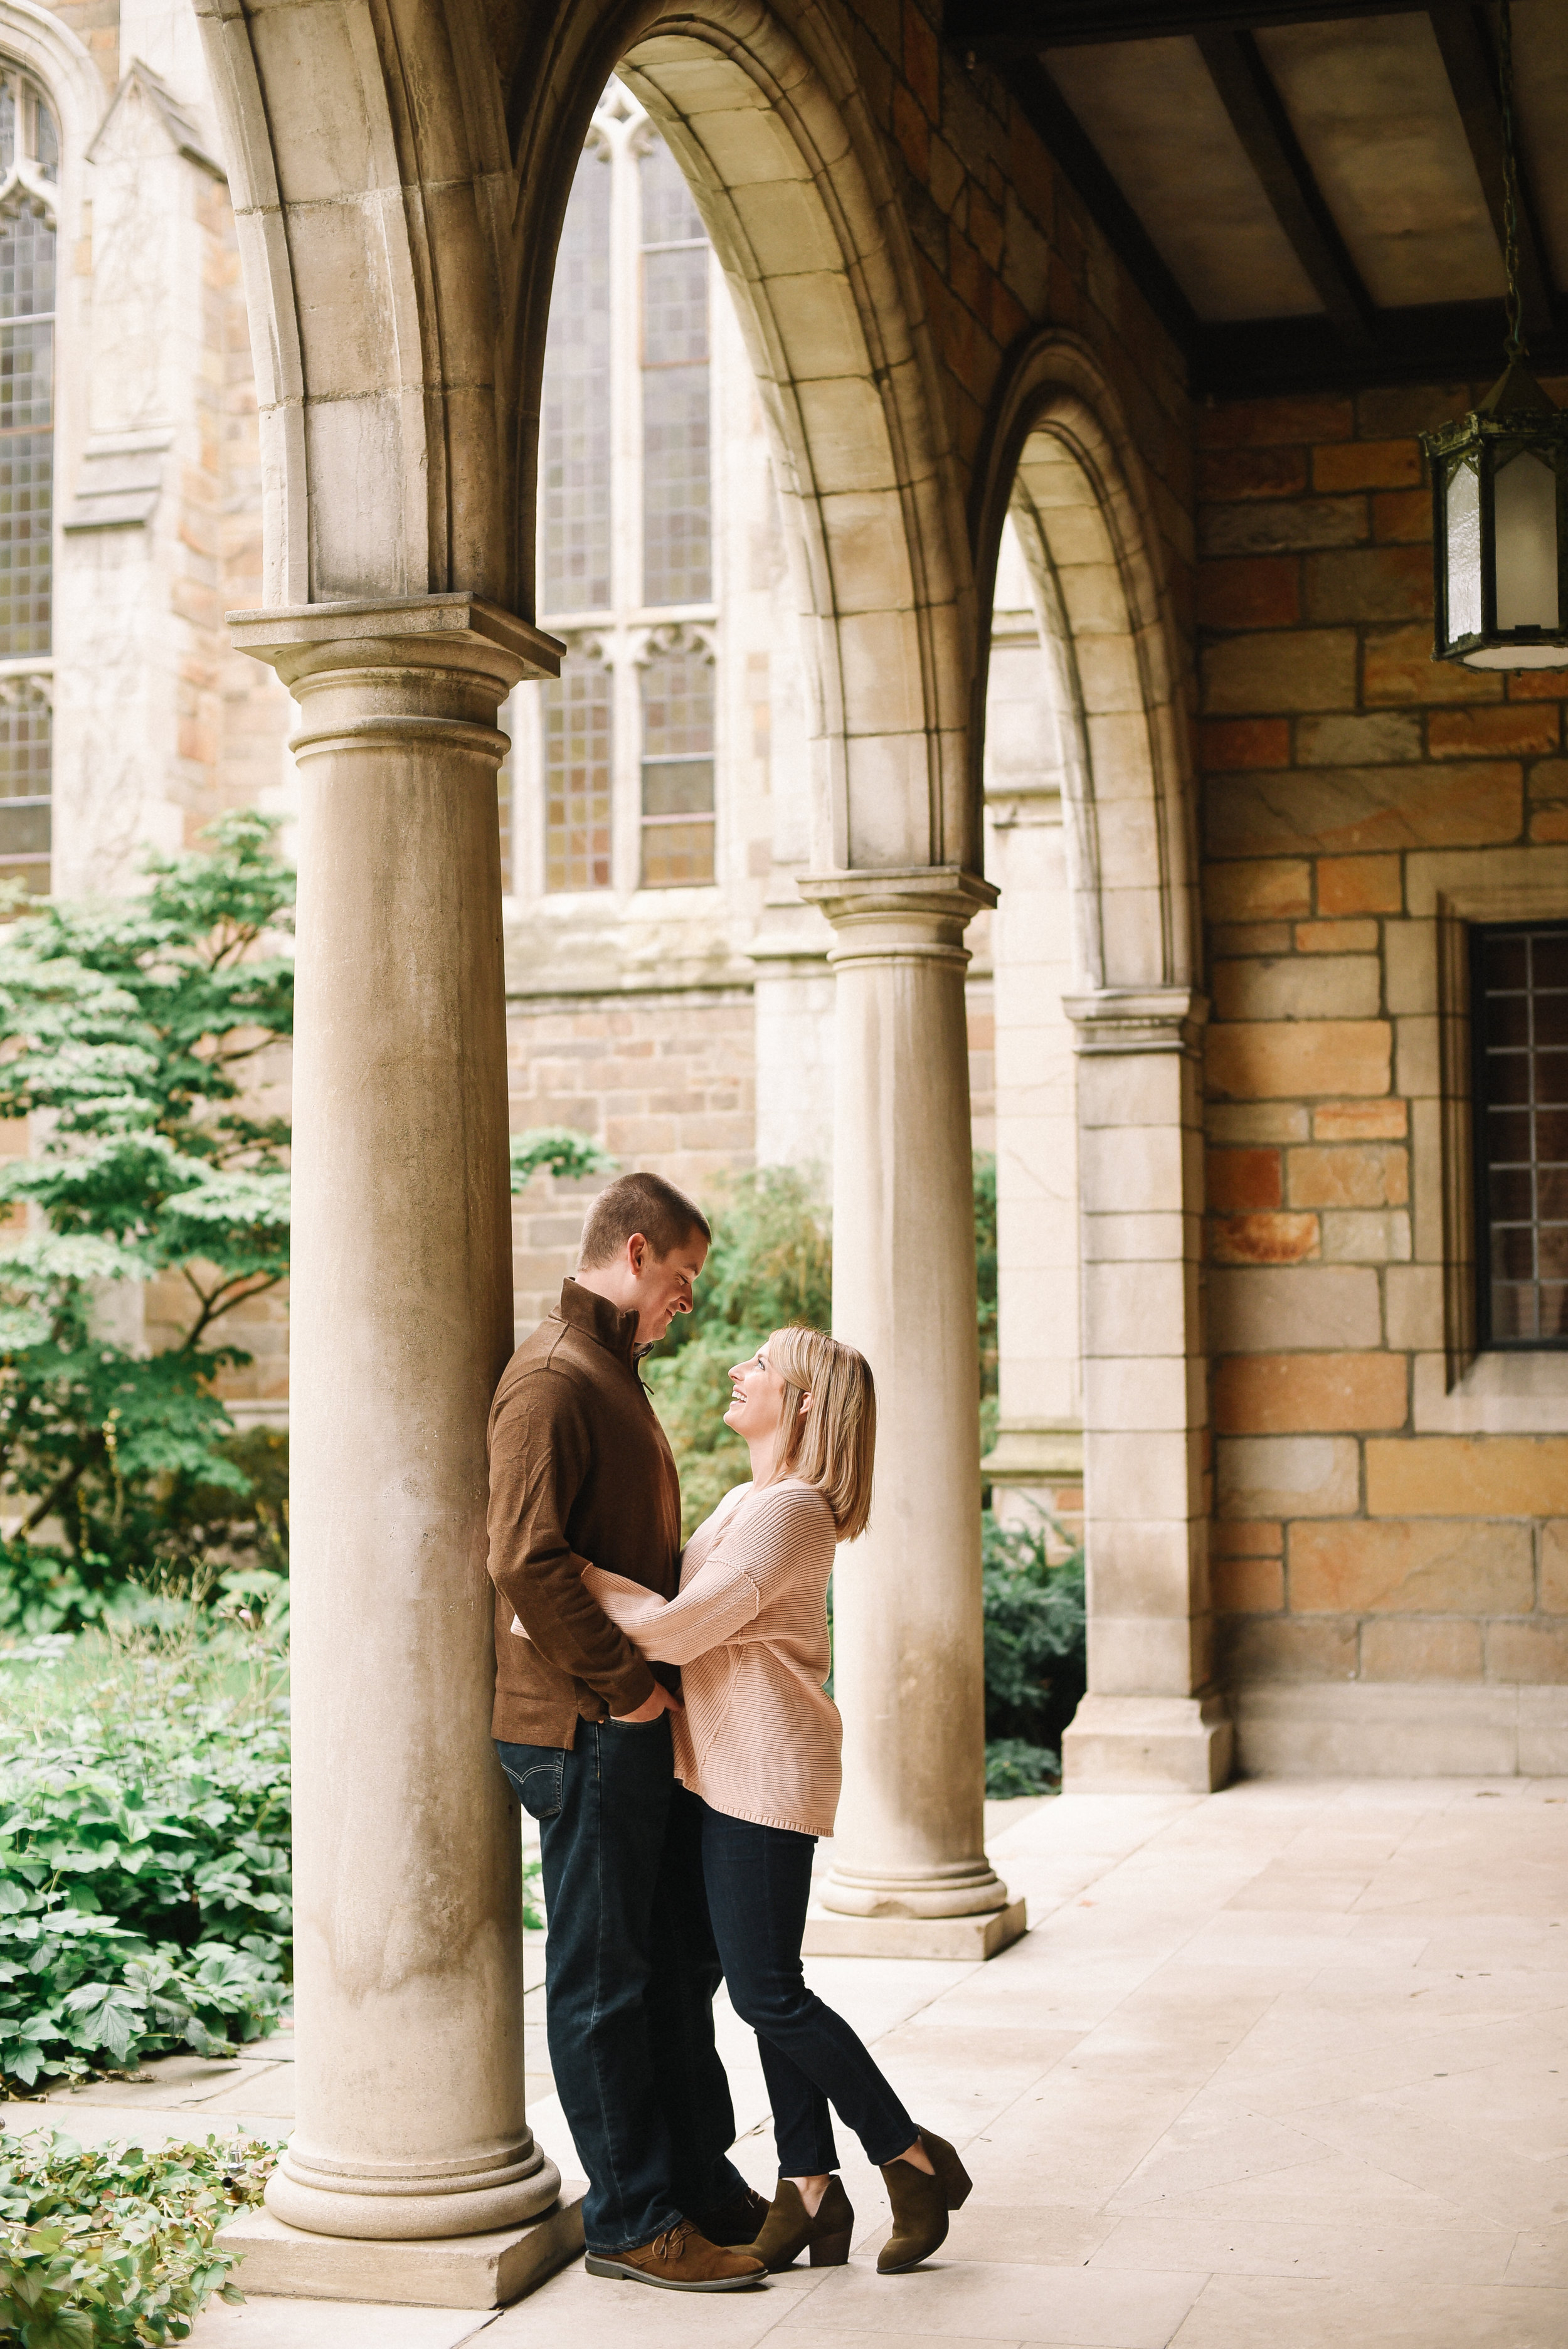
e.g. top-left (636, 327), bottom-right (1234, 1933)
top-left (1422, 362), bottom-right (1568, 670)
top-left (1419, 0), bottom-right (1568, 672)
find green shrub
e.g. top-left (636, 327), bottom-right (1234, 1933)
top-left (509, 1130), bottom-right (618, 1189)
top-left (1, 2127), bottom-right (277, 2346)
top-left (0, 1611), bottom-right (291, 2093)
top-left (0, 814), bottom-right (294, 1630)
top-left (982, 1506), bottom-right (1086, 1794)
top-left (645, 1167), bottom-right (833, 1535)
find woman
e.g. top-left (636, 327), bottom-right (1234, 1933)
top-left (581, 1325), bottom-right (972, 2275)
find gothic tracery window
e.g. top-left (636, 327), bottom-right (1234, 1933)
top-left (509, 84), bottom-right (719, 898)
top-left (0, 67), bottom-right (56, 888)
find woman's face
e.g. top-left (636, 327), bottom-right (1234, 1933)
top-left (724, 1345), bottom-right (790, 1447)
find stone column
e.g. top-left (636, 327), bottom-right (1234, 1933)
top-left (225, 595), bottom-right (583, 2303)
top-left (1061, 990), bottom-right (1232, 1793)
top-left (798, 869), bottom-right (1025, 1963)
top-left (981, 776), bottom-right (1083, 1538)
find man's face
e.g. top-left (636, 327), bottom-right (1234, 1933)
top-left (627, 1230), bottom-right (708, 1347)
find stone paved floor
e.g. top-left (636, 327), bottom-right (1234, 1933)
top-left (7, 1779), bottom-right (1568, 2346)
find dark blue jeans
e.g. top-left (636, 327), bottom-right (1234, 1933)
top-left (700, 1801), bottom-right (917, 2175)
top-left (497, 1720), bottom-right (746, 2254)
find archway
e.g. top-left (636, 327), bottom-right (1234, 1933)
top-left (970, 329), bottom-right (1229, 1793)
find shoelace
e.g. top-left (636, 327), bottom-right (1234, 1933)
top-left (652, 2220), bottom-right (696, 2263)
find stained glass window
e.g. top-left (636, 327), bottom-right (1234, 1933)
top-left (0, 70), bottom-right (56, 884)
top-left (544, 651), bottom-right (613, 893)
top-left (541, 143), bottom-right (612, 615)
top-left (641, 647), bottom-right (714, 886)
top-left (640, 141), bottom-right (710, 609)
top-left (1473, 923), bottom-right (1568, 1346)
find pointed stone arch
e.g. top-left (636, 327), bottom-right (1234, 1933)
top-left (972, 329), bottom-right (1229, 1793)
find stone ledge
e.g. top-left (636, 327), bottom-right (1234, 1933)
top-left (1231, 1677), bottom-right (1568, 1778)
top-left (802, 1897), bottom-right (1027, 1961)
top-left (218, 2187), bottom-right (585, 2309)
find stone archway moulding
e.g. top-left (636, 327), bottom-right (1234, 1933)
top-left (968, 326), bottom-right (1199, 997)
top-left (968, 327), bottom-right (1229, 1795)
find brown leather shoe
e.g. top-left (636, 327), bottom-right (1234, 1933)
top-left (750, 2174), bottom-right (855, 2270)
top-left (694, 2182), bottom-right (771, 2246)
top-left (585, 2219), bottom-right (766, 2291)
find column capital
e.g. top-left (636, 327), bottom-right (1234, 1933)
top-left (226, 592), bottom-right (563, 697)
top-left (798, 865), bottom-right (998, 967)
top-left (1063, 986), bottom-right (1209, 1057)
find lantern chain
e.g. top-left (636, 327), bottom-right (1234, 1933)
top-left (1498, 0), bottom-right (1527, 359)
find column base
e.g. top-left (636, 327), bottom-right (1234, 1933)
top-left (218, 2187), bottom-right (586, 2309)
top-left (802, 1897), bottom-right (1027, 1961)
top-left (1061, 1694), bottom-right (1233, 1793)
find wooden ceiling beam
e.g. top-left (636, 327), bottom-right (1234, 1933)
top-left (1194, 26), bottom-right (1374, 351)
top-left (946, 1), bottom-right (1426, 54)
top-left (1427, 1), bottom-right (1555, 341)
top-left (1005, 56), bottom-right (1202, 353)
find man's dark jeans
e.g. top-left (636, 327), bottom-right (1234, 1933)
top-left (701, 1801), bottom-right (917, 2175)
top-left (496, 1718), bottom-right (747, 2255)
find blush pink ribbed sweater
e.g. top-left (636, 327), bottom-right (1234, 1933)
top-left (582, 1477), bottom-right (841, 1837)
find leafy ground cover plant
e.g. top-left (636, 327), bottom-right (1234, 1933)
top-left (0, 2126), bottom-right (277, 2347)
top-left (0, 813), bottom-right (294, 1636)
top-left (0, 1607), bottom-right (291, 2093)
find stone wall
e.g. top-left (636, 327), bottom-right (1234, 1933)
top-left (1198, 381), bottom-right (1568, 1771)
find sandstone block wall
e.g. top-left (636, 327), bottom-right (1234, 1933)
top-left (1199, 383), bottom-right (1568, 1716)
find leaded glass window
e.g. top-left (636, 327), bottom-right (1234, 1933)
top-left (640, 644), bottom-right (714, 886)
top-left (544, 650), bottom-right (613, 893)
top-left (541, 142), bottom-right (612, 615)
top-left (514, 85), bottom-right (721, 899)
top-left (0, 65), bottom-right (56, 887)
top-left (1473, 922), bottom-right (1568, 1347)
top-left (640, 142), bottom-right (710, 611)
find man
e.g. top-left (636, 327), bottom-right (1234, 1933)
top-left (487, 1170), bottom-right (766, 2291)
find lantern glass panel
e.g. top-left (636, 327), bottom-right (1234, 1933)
top-left (1494, 447), bottom-right (1559, 630)
top-left (1446, 458), bottom-right (1482, 642)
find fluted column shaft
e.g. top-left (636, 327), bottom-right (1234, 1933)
top-left (801, 869), bottom-right (1011, 1922)
top-left (231, 595), bottom-right (563, 2240)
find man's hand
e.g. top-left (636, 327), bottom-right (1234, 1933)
top-left (612, 1681), bottom-right (684, 1723)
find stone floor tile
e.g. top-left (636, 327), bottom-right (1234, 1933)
top-left (940, 2207), bottom-right (1118, 2266)
top-left (1505, 2227), bottom-right (1568, 2286)
top-left (186, 2297), bottom-right (497, 2347)
top-left (773, 2259), bottom-right (1202, 2345)
top-left (3, 2103), bottom-right (273, 2152)
top-left (1092, 2210), bottom-right (1516, 2284)
top-left (482, 2259), bottom-right (790, 2346)
top-left (1167, 2271), bottom-right (1568, 2349)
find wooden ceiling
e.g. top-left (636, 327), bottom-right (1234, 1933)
top-left (945, 1), bottom-right (1568, 395)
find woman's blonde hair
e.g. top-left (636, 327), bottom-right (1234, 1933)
top-left (766, 1325), bottom-right (876, 1543)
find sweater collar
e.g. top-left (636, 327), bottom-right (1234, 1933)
top-left (558, 1278), bottom-right (641, 1369)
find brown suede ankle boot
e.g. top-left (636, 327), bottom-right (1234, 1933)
top-left (916, 2127), bottom-right (973, 2209)
top-left (749, 2175), bottom-right (854, 2270)
top-left (876, 2154), bottom-right (948, 2272)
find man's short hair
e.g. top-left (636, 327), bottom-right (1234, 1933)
top-left (578, 1171), bottom-right (711, 1270)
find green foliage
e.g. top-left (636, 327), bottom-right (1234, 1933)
top-left (0, 2128), bottom-right (276, 2346)
top-left (0, 815), bottom-right (294, 1628)
top-left (509, 1129), bottom-right (618, 1189)
top-left (0, 1609), bottom-right (291, 2094)
top-left (973, 1151), bottom-right (997, 1397)
top-left (981, 1505), bottom-right (1086, 1793)
top-left (983, 1737), bottom-right (1061, 1799)
top-left (644, 1168), bottom-right (833, 1536)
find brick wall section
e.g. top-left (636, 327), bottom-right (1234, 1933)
top-left (1199, 379), bottom-right (1568, 1692)
top-left (506, 986), bottom-right (998, 1338)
